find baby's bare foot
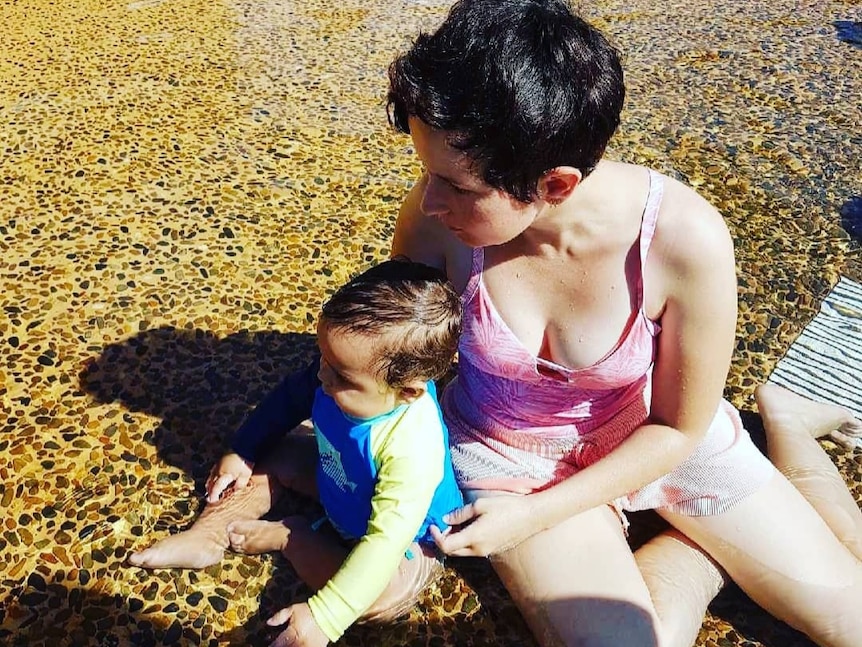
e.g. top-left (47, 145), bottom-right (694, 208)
top-left (128, 530), bottom-right (225, 569)
top-left (755, 384), bottom-right (862, 449)
top-left (228, 520), bottom-right (291, 555)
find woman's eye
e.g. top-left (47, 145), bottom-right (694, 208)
top-left (447, 181), bottom-right (469, 195)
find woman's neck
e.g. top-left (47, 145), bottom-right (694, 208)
top-left (515, 164), bottom-right (611, 254)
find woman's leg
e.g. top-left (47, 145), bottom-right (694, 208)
top-left (634, 385), bottom-right (862, 645)
top-left (489, 504), bottom-right (658, 647)
top-left (486, 386), bottom-right (862, 647)
top-left (662, 471), bottom-right (862, 647)
top-left (128, 432), bottom-right (318, 569)
top-left (228, 516), bottom-right (441, 621)
top-left (755, 384), bottom-right (862, 557)
top-left (633, 529), bottom-right (726, 647)
top-left (464, 488), bottom-right (724, 647)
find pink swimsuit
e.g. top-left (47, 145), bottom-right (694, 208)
top-left (441, 170), bottom-right (775, 516)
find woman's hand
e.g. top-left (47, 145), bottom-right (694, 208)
top-left (430, 495), bottom-right (538, 557)
top-left (205, 452), bottom-right (254, 503)
top-left (267, 603), bottom-right (329, 647)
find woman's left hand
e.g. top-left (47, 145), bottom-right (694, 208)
top-left (430, 495), bottom-right (538, 557)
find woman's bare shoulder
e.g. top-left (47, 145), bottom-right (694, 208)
top-left (603, 161), bottom-right (724, 227)
top-left (392, 178), bottom-right (444, 266)
top-left (640, 168), bottom-right (737, 315)
top-left (655, 173), bottom-right (734, 259)
top-left (647, 172), bottom-right (736, 299)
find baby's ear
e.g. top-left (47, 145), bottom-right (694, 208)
top-left (397, 381), bottom-right (427, 404)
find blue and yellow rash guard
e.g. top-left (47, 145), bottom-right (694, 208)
top-left (230, 358), bottom-right (463, 641)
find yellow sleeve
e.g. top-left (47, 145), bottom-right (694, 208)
top-left (307, 394), bottom-right (445, 641)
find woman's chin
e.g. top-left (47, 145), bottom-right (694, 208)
top-left (452, 229), bottom-right (506, 248)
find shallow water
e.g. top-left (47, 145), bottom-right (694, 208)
top-left (1, 0), bottom-right (860, 645)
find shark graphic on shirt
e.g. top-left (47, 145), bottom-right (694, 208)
top-left (315, 427), bottom-right (358, 493)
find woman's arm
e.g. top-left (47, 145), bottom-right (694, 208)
top-left (435, 182), bottom-right (740, 556)
top-left (390, 175), bottom-right (478, 290)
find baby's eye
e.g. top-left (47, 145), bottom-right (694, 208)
top-left (332, 372), bottom-right (354, 387)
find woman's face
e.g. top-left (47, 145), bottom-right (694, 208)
top-left (409, 117), bottom-right (541, 247)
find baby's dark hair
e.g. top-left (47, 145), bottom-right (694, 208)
top-left (321, 258), bottom-right (462, 388)
top-left (387, 0), bottom-right (624, 203)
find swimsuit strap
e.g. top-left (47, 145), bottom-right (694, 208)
top-left (637, 170), bottom-right (664, 309)
top-left (463, 171), bottom-right (664, 311)
top-left (461, 246), bottom-right (483, 305)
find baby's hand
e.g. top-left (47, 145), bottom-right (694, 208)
top-left (206, 452), bottom-right (254, 503)
top-left (267, 602), bottom-right (329, 647)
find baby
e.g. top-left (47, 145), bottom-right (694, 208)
top-left (129, 258), bottom-right (464, 647)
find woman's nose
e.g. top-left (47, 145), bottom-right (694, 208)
top-left (420, 175), bottom-right (448, 218)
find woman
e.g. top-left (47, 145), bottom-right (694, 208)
top-left (387, 0), bottom-right (862, 645)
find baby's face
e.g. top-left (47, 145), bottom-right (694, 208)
top-left (315, 320), bottom-right (402, 420)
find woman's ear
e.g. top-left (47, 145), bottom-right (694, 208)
top-left (538, 166), bottom-right (583, 205)
top-left (397, 381), bottom-right (428, 404)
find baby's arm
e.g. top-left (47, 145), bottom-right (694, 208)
top-left (308, 419), bottom-right (445, 641)
top-left (207, 356), bottom-right (319, 501)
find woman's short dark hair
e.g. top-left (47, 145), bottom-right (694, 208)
top-left (321, 258), bottom-right (462, 388)
top-left (387, 0), bottom-right (625, 202)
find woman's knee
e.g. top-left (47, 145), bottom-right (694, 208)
top-left (785, 578), bottom-right (862, 647)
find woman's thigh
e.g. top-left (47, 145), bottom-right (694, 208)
top-left (661, 472), bottom-right (862, 647)
top-left (485, 499), bottom-right (659, 647)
